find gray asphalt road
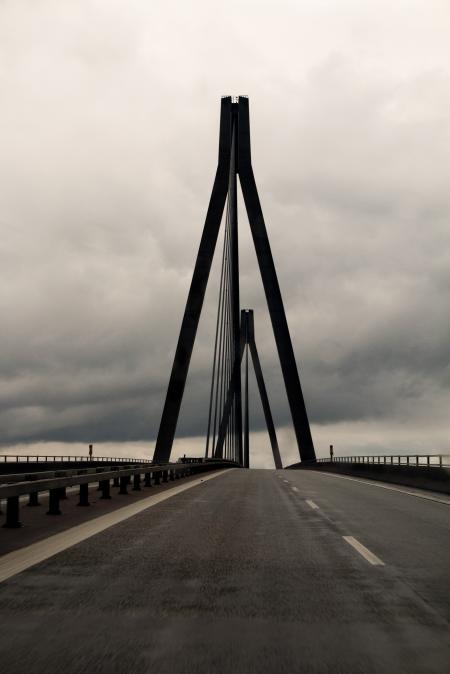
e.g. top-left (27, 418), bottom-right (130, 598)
top-left (0, 468), bottom-right (449, 673)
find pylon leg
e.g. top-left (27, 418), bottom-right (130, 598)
top-left (237, 98), bottom-right (315, 463)
top-left (153, 98), bottom-right (233, 465)
top-left (247, 311), bottom-right (282, 469)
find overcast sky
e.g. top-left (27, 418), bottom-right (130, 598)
top-left (1, 0), bottom-right (449, 466)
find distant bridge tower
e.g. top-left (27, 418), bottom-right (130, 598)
top-left (153, 97), bottom-right (315, 466)
top-left (212, 309), bottom-right (283, 469)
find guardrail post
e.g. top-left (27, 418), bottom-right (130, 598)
top-left (427, 456), bottom-right (430, 467)
top-left (169, 470), bottom-right (175, 481)
top-left (47, 489), bottom-right (62, 515)
top-left (119, 476), bottom-right (129, 495)
top-left (78, 483), bottom-right (90, 506)
top-left (100, 479), bottom-right (111, 499)
top-left (59, 487), bottom-right (68, 500)
top-left (439, 455), bottom-right (442, 468)
top-left (3, 496), bottom-right (22, 528)
top-left (133, 474), bottom-right (141, 491)
top-left (154, 471), bottom-right (161, 485)
top-left (144, 472), bottom-right (152, 487)
top-left (113, 477), bottom-right (120, 487)
top-left (27, 492), bottom-right (40, 507)
top-left (162, 470), bottom-right (168, 483)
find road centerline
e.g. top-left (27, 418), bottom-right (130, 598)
top-left (343, 535), bottom-right (384, 566)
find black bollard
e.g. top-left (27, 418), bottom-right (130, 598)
top-left (119, 476), bottom-right (128, 495)
top-left (100, 479), bottom-right (111, 499)
top-left (3, 496), bottom-right (22, 528)
top-left (28, 491), bottom-right (41, 507)
top-left (78, 483), bottom-right (90, 506)
top-left (47, 489), bottom-right (62, 515)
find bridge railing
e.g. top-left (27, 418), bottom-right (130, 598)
top-left (317, 454), bottom-right (450, 468)
top-left (0, 454), bottom-right (153, 464)
top-left (0, 460), bottom-right (234, 529)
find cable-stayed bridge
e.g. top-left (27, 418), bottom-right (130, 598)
top-left (154, 96), bottom-right (315, 469)
top-left (0, 98), bottom-right (449, 673)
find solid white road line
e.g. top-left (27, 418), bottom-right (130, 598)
top-left (305, 499), bottom-right (319, 510)
top-left (315, 471), bottom-right (450, 505)
top-left (292, 486), bottom-right (299, 493)
top-left (343, 535), bottom-right (384, 566)
top-left (0, 469), bottom-right (234, 584)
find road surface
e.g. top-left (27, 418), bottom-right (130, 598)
top-left (0, 468), bottom-right (449, 673)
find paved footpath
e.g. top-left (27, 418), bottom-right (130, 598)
top-left (0, 468), bottom-right (449, 673)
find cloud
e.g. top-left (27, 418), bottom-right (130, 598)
top-left (1, 1), bottom-right (449, 464)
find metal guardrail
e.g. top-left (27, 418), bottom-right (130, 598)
top-left (317, 454), bottom-right (450, 468)
top-left (0, 460), bottom-right (234, 529)
top-left (0, 454), bottom-right (152, 464)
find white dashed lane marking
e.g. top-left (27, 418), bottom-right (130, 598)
top-left (305, 499), bottom-right (319, 510)
top-left (292, 487), bottom-right (299, 493)
top-left (343, 535), bottom-right (384, 566)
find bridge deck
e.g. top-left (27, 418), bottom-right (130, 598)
top-left (0, 469), bottom-right (449, 673)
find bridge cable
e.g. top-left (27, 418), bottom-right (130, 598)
top-left (204, 209), bottom-right (228, 459)
top-left (211, 204), bottom-right (231, 455)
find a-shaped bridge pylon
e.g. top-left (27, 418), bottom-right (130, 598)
top-left (153, 96), bottom-right (315, 466)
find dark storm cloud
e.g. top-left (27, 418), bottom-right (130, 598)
top-left (1, 1), bottom-right (450, 458)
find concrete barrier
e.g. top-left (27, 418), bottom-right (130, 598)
top-left (289, 462), bottom-right (450, 494)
